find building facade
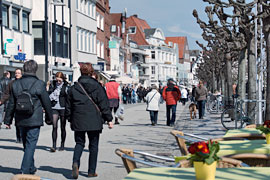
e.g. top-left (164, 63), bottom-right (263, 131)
top-left (96, 0), bottom-right (110, 72)
top-left (70, 0), bottom-right (97, 81)
top-left (0, 0), bottom-right (33, 77)
top-left (32, 0), bottom-right (72, 81)
top-left (165, 37), bottom-right (191, 86)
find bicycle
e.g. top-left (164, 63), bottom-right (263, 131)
top-left (221, 95), bottom-right (266, 130)
top-left (208, 95), bottom-right (224, 114)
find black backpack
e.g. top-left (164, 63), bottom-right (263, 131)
top-left (16, 80), bottom-right (38, 116)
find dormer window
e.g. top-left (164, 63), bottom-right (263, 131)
top-left (128, 26), bottom-right (136, 34)
top-left (111, 25), bottom-right (116, 32)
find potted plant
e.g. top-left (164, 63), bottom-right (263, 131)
top-left (188, 140), bottom-right (220, 180)
top-left (256, 120), bottom-right (270, 144)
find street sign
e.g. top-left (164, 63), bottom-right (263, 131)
top-left (14, 53), bottom-right (26, 61)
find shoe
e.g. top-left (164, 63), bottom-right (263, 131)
top-left (88, 173), bottom-right (98, 177)
top-left (151, 122), bottom-right (155, 126)
top-left (114, 121), bottom-right (120, 125)
top-left (59, 146), bottom-right (64, 151)
top-left (72, 163), bottom-right (79, 179)
top-left (50, 147), bottom-right (56, 152)
top-left (30, 167), bottom-right (37, 175)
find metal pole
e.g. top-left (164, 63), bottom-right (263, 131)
top-left (45, 0), bottom-right (49, 82)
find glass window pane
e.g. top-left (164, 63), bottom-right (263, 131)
top-left (12, 8), bottom-right (19, 30)
top-left (23, 11), bottom-right (29, 32)
top-left (77, 27), bottom-right (80, 49)
top-left (2, 5), bottom-right (8, 27)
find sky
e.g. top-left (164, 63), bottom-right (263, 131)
top-left (110, 0), bottom-right (208, 50)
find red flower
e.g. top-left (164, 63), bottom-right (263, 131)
top-left (188, 143), bottom-right (197, 154)
top-left (264, 120), bottom-right (270, 128)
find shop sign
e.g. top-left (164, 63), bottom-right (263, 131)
top-left (109, 41), bottom-right (117, 49)
top-left (4, 39), bottom-right (18, 55)
top-left (14, 53), bottom-right (26, 61)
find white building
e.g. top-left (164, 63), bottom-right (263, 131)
top-left (71, 0), bottom-right (97, 81)
top-left (0, 0), bottom-right (33, 77)
top-left (190, 50), bottom-right (202, 85)
top-left (140, 28), bottom-right (178, 87)
top-left (32, 0), bottom-right (72, 81)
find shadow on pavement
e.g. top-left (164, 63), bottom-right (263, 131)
top-left (0, 165), bottom-right (21, 174)
top-left (39, 165), bottom-right (80, 179)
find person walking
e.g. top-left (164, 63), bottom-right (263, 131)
top-left (47, 72), bottom-right (69, 152)
top-left (4, 60), bottom-right (53, 174)
top-left (105, 75), bottom-right (121, 125)
top-left (162, 79), bottom-right (181, 126)
top-left (146, 85), bottom-right (161, 125)
top-left (195, 81), bottom-right (208, 119)
top-left (191, 85), bottom-right (196, 102)
top-left (180, 88), bottom-right (188, 105)
top-left (0, 71), bottom-right (11, 128)
top-left (0, 68), bottom-right (23, 142)
top-left (65, 63), bottom-right (113, 179)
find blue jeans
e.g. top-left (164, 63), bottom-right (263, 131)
top-left (197, 100), bottom-right (206, 118)
top-left (21, 126), bottom-right (40, 174)
top-left (166, 105), bottom-right (177, 126)
top-left (73, 131), bottom-right (100, 174)
top-left (149, 111), bottom-right (158, 124)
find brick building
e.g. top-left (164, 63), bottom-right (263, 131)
top-left (96, 0), bottom-right (110, 71)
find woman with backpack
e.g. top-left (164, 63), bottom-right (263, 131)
top-left (47, 72), bottom-right (69, 152)
top-left (146, 85), bottom-right (161, 126)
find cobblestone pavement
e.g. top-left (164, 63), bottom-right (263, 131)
top-left (0, 102), bottom-right (226, 180)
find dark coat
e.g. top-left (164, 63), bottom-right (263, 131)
top-left (65, 75), bottom-right (113, 132)
top-left (4, 74), bottom-right (53, 127)
top-left (48, 80), bottom-right (69, 107)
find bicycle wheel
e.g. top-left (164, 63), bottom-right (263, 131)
top-left (221, 107), bottom-right (245, 130)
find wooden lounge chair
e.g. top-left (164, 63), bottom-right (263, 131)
top-left (115, 148), bottom-right (178, 173)
top-left (170, 130), bottom-right (245, 155)
top-left (11, 174), bottom-right (53, 180)
top-left (225, 153), bottom-right (270, 167)
top-left (244, 124), bottom-right (257, 128)
top-left (178, 157), bottom-right (249, 168)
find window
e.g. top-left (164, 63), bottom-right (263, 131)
top-left (77, 27), bottom-right (80, 50)
top-left (84, 31), bottom-right (87, 52)
top-left (63, 28), bottom-right (69, 58)
top-left (92, 33), bottom-right (95, 53)
top-left (92, 4), bottom-right (96, 19)
top-left (88, 32), bottom-right (91, 52)
top-left (76, 0), bottom-right (79, 9)
top-left (53, 24), bottom-right (63, 57)
top-left (97, 13), bottom-right (100, 28)
top-left (33, 22), bottom-right (45, 55)
top-left (100, 16), bottom-right (104, 31)
top-left (101, 42), bottom-right (104, 59)
top-left (128, 27), bottom-right (136, 34)
top-left (111, 25), bottom-right (116, 32)
top-left (87, 0), bottom-right (91, 16)
top-left (2, 5), bottom-right (9, 27)
top-left (151, 66), bottom-right (155, 75)
top-left (12, 8), bottom-right (19, 31)
top-left (22, 11), bottom-right (29, 33)
top-left (151, 51), bottom-right (155, 59)
top-left (97, 40), bottom-right (100, 57)
top-left (89, 2), bottom-right (93, 17)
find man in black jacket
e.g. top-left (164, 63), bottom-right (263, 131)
top-left (4, 60), bottom-right (53, 174)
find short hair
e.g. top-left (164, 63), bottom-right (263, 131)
top-left (3, 71), bottom-right (10, 77)
top-left (80, 63), bottom-right (94, 76)
top-left (55, 72), bottom-right (66, 80)
top-left (15, 68), bottom-right (22, 73)
top-left (151, 84), bottom-right (158, 90)
top-left (23, 60), bottom-right (38, 73)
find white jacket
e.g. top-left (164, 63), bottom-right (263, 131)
top-left (181, 88), bottom-right (188, 98)
top-left (146, 89), bottom-right (161, 111)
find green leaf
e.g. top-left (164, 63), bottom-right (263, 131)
top-left (205, 157), bottom-right (215, 165)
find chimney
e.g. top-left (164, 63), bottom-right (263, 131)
top-left (133, 14), bottom-right (138, 18)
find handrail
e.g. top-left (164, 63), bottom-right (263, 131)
top-left (133, 150), bottom-right (175, 162)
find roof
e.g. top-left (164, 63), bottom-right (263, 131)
top-left (110, 13), bottom-right (122, 26)
top-left (144, 28), bottom-right (157, 38)
top-left (126, 15), bottom-right (151, 45)
top-left (165, 37), bottom-right (188, 59)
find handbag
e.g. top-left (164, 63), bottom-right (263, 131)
top-left (77, 82), bottom-right (101, 115)
top-left (146, 92), bottom-right (158, 111)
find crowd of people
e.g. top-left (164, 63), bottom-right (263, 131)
top-left (0, 59), bottom-right (208, 179)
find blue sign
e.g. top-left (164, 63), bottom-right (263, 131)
top-left (14, 53), bottom-right (26, 61)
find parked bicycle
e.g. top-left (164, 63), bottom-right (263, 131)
top-left (207, 95), bottom-right (224, 114)
top-left (221, 95), bottom-right (265, 130)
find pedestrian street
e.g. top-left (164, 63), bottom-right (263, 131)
top-left (0, 102), bottom-right (228, 180)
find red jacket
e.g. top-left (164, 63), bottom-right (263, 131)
top-left (162, 84), bottom-right (181, 105)
top-left (105, 81), bottom-right (120, 99)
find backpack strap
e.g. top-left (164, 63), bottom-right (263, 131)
top-left (19, 79), bottom-right (38, 92)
